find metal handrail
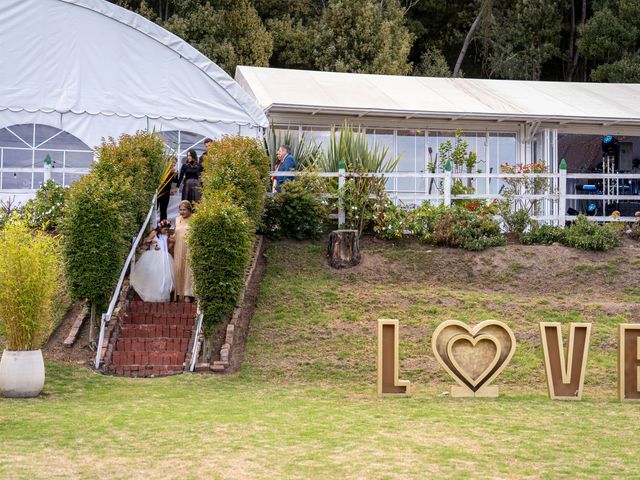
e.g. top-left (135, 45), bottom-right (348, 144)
top-left (189, 304), bottom-right (204, 372)
top-left (94, 192), bottom-right (158, 369)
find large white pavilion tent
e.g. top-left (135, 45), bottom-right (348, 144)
top-left (0, 0), bottom-right (268, 203)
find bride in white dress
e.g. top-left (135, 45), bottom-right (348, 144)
top-left (131, 219), bottom-right (174, 302)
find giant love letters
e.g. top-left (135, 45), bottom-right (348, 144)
top-left (377, 319), bottom-right (640, 401)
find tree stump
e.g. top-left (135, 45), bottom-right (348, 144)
top-left (328, 230), bottom-right (361, 269)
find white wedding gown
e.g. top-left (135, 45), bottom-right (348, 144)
top-left (131, 234), bottom-right (174, 302)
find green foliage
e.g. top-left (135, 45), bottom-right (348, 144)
top-left (266, 15), bottom-right (317, 69)
top-left (522, 216), bottom-right (620, 251)
top-left (563, 216), bottom-right (621, 251)
top-left (0, 219), bottom-right (62, 350)
top-left (520, 223), bottom-right (566, 245)
top-left (373, 197), bottom-right (409, 240)
top-left (264, 125), bottom-right (321, 170)
top-left (188, 193), bottom-right (254, 333)
top-left (201, 136), bottom-right (270, 226)
top-left (22, 180), bottom-right (67, 232)
top-left (413, 45), bottom-right (452, 77)
top-left (498, 201), bottom-right (531, 238)
top-left (314, 0), bottom-right (413, 75)
top-left (162, 0), bottom-right (273, 75)
top-left (61, 132), bottom-right (165, 308)
top-left (578, 1), bottom-right (640, 82)
top-left (412, 202), bottom-right (505, 251)
top-left (482, 0), bottom-right (563, 80)
top-left (262, 173), bottom-right (328, 240)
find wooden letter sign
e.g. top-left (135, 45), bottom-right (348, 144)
top-left (377, 319), bottom-right (410, 396)
top-left (618, 324), bottom-right (640, 401)
top-left (432, 320), bottom-right (516, 398)
top-left (540, 323), bottom-right (591, 400)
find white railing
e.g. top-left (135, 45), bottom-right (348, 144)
top-left (270, 169), bottom-right (640, 225)
top-left (94, 192), bottom-right (158, 369)
top-left (189, 305), bottom-right (204, 372)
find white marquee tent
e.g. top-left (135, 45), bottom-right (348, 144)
top-left (0, 0), bottom-right (268, 201)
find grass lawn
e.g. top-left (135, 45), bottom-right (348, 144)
top-left (2, 240), bottom-right (640, 478)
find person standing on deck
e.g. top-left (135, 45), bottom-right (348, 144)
top-left (272, 145), bottom-right (297, 192)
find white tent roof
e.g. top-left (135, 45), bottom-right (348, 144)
top-left (236, 66), bottom-right (640, 126)
top-left (0, 0), bottom-right (268, 149)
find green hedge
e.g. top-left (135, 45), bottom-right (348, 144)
top-left (61, 132), bottom-right (165, 310)
top-left (200, 136), bottom-right (270, 225)
top-left (189, 193), bottom-right (253, 333)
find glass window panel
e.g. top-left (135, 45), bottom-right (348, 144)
top-left (33, 172), bottom-right (44, 188)
top-left (2, 172), bottom-right (32, 189)
top-left (179, 131), bottom-right (207, 157)
top-left (34, 125), bottom-right (62, 146)
top-left (302, 127), bottom-right (331, 152)
top-left (0, 128), bottom-right (29, 148)
top-left (6, 124), bottom-right (33, 146)
top-left (64, 151), bottom-right (93, 168)
top-left (41, 130), bottom-right (91, 150)
top-left (52, 172), bottom-right (64, 187)
top-left (35, 150), bottom-right (63, 168)
top-left (64, 173), bottom-right (85, 187)
top-left (3, 149), bottom-right (32, 168)
top-left (396, 130), bottom-right (417, 193)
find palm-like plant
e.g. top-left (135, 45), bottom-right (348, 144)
top-left (263, 125), bottom-right (322, 170)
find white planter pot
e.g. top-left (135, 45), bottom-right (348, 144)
top-left (0, 350), bottom-right (45, 398)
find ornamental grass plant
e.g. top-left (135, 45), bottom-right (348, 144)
top-left (0, 219), bottom-right (62, 350)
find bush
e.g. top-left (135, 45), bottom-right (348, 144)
top-left (498, 201), bottom-right (530, 238)
top-left (61, 177), bottom-right (128, 310)
top-left (520, 223), bottom-right (566, 245)
top-left (22, 180), bottom-right (66, 232)
top-left (521, 216), bottom-right (620, 251)
top-left (563, 215), bottom-right (620, 251)
top-left (201, 136), bottom-right (270, 225)
top-left (413, 203), bottom-right (505, 251)
top-left (61, 132), bottom-right (165, 312)
top-left (0, 220), bottom-right (62, 350)
top-left (189, 193), bottom-right (254, 333)
top-left (374, 197), bottom-right (410, 240)
top-left (262, 177), bottom-right (328, 240)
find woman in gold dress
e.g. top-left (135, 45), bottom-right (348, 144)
top-left (172, 200), bottom-right (194, 301)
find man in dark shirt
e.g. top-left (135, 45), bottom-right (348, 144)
top-left (273, 145), bottom-right (297, 192)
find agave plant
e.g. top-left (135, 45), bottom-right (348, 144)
top-left (263, 125), bottom-right (322, 170)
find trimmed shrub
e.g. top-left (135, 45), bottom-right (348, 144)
top-left (61, 176), bottom-right (128, 310)
top-left (498, 201), bottom-right (530, 238)
top-left (60, 132), bottom-right (165, 312)
top-left (201, 136), bottom-right (270, 225)
top-left (188, 193), bottom-right (254, 332)
top-left (0, 219), bottom-right (62, 350)
top-left (22, 179), bottom-right (66, 232)
top-left (262, 176), bottom-right (328, 240)
top-left (563, 215), bottom-right (620, 251)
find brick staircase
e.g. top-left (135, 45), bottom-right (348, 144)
top-left (107, 299), bottom-right (198, 377)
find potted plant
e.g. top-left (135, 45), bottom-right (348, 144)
top-left (0, 219), bottom-right (61, 397)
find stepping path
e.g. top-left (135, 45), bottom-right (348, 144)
top-left (108, 300), bottom-right (197, 377)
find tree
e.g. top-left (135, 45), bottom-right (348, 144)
top-left (314, 0), bottom-right (413, 75)
top-left (413, 45), bottom-right (452, 77)
top-left (578, 1), bottom-right (640, 82)
top-left (453, 0), bottom-right (493, 77)
top-left (481, 0), bottom-right (563, 80)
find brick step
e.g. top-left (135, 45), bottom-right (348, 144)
top-left (111, 364), bottom-right (184, 377)
top-left (111, 350), bottom-right (186, 366)
top-left (120, 324), bottom-right (193, 339)
top-left (125, 313), bottom-right (195, 327)
top-left (130, 300), bottom-right (197, 316)
top-left (116, 337), bottom-right (189, 352)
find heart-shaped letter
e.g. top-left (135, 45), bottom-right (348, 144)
top-left (432, 320), bottom-right (516, 397)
